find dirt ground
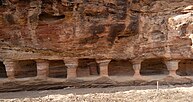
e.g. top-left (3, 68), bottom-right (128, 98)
top-left (0, 85), bottom-right (193, 102)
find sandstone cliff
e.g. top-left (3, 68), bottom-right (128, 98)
top-left (0, 0), bottom-right (192, 61)
top-left (0, 0), bottom-right (193, 92)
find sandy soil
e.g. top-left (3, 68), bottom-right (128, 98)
top-left (0, 85), bottom-right (193, 102)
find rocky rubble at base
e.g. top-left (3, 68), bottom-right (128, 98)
top-left (1, 86), bottom-right (193, 102)
top-left (0, 76), bottom-right (193, 92)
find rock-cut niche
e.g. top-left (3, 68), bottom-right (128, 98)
top-left (0, 61), bottom-right (7, 78)
top-left (0, 0), bottom-right (2, 6)
top-left (39, 12), bottom-right (65, 22)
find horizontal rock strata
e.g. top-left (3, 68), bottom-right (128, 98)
top-left (0, 0), bottom-right (193, 91)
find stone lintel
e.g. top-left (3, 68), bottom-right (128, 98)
top-left (36, 59), bottom-right (49, 63)
top-left (96, 59), bottom-right (111, 65)
top-left (65, 63), bottom-right (78, 68)
top-left (64, 58), bottom-right (78, 65)
top-left (64, 58), bottom-right (78, 69)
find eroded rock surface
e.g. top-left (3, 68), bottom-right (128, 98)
top-left (0, 0), bottom-right (193, 91)
top-left (0, 0), bottom-right (191, 59)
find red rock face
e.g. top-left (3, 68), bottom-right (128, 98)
top-left (1, 0), bottom-right (193, 91)
top-left (0, 0), bottom-right (192, 61)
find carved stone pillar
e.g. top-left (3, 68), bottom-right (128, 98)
top-left (36, 60), bottom-right (49, 79)
top-left (165, 60), bottom-right (180, 77)
top-left (132, 60), bottom-right (143, 79)
top-left (3, 59), bottom-right (16, 79)
top-left (96, 60), bottom-right (111, 77)
top-left (64, 58), bottom-right (78, 79)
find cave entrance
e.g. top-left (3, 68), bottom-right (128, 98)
top-left (108, 59), bottom-right (134, 76)
top-left (177, 59), bottom-right (193, 76)
top-left (77, 59), bottom-right (99, 77)
top-left (0, 0), bottom-right (2, 6)
top-left (141, 59), bottom-right (168, 76)
top-left (0, 61), bottom-right (7, 78)
top-left (49, 60), bottom-right (67, 78)
top-left (15, 60), bottom-right (37, 78)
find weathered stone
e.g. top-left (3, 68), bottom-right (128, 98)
top-left (36, 60), bottom-right (49, 79)
top-left (3, 60), bottom-right (16, 79)
top-left (108, 24), bottom-right (126, 43)
top-left (0, 0), bottom-right (193, 91)
top-left (165, 60), bottom-right (180, 77)
top-left (64, 58), bottom-right (78, 79)
top-left (96, 60), bottom-right (111, 77)
top-left (132, 60), bottom-right (143, 79)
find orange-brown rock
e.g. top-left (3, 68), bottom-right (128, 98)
top-left (0, 0), bottom-right (193, 92)
top-left (0, 0), bottom-right (192, 59)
